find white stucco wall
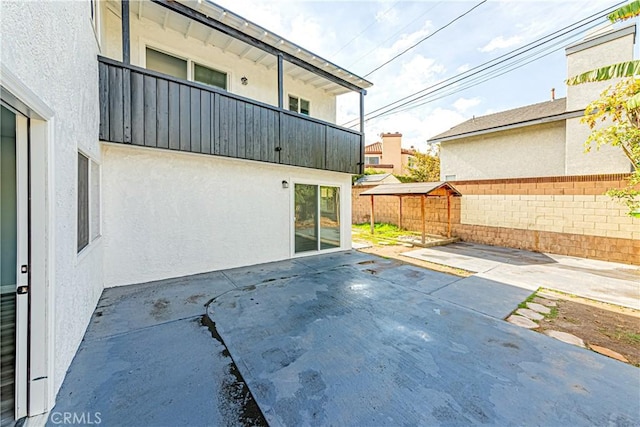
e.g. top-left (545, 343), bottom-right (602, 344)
top-left (440, 121), bottom-right (566, 180)
top-left (565, 27), bottom-right (635, 175)
top-left (101, 144), bottom-right (352, 287)
top-left (101, 5), bottom-right (337, 123)
top-left (1, 0), bottom-right (103, 400)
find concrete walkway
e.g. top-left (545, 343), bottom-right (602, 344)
top-left (403, 242), bottom-right (640, 309)
top-left (49, 250), bottom-right (639, 426)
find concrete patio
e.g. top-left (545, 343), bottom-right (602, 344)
top-left (49, 249), bottom-right (639, 426)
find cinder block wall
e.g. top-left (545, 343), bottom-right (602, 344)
top-left (352, 174), bottom-right (640, 265)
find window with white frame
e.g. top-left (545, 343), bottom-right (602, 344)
top-left (365, 156), bottom-right (379, 165)
top-left (78, 153), bottom-right (101, 253)
top-left (289, 95), bottom-right (310, 115)
top-left (145, 47), bottom-right (227, 90)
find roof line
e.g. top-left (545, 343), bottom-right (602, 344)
top-left (171, 0), bottom-right (373, 91)
top-left (428, 109), bottom-right (583, 143)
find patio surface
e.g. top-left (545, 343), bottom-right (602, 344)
top-left (49, 248), bottom-right (639, 426)
top-left (403, 242), bottom-right (640, 309)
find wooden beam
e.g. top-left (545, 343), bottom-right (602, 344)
top-left (359, 90), bottom-right (365, 173)
top-left (398, 196), bottom-right (403, 229)
top-left (150, 0), bottom-right (365, 93)
top-left (370, 195), bottom-right (375, 235)
top-left (122, 0), bottom-right (130, 64)
top-left (277, 54), bottom-right (284, 109)
top-left (421, 195), bottom-right (426, 245)
top-left (447, 193), bottom-right (452, 238)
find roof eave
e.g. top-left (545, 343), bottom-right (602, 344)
top-left (177, 0), bottom-right (373, 91)
top-left (428, 110), bottom-right (583, 144)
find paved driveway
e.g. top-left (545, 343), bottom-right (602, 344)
top-left (51, 250), bottom-right (639, 426)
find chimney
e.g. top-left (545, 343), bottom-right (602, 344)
top-left (551, 88), bottom-right (555, 101)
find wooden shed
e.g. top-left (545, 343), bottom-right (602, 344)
top-left (359, 182), bottom-right (462, 243)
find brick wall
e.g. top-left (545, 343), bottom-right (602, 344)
top-left (352, 174), bottom-right (640, 265)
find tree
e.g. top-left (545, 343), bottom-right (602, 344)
top-left (583, 78), bottom-right (640, 215)
top-left (407, 149), bottom-right (440, 182)
top-left (566, 1), bottom-right (640, 216)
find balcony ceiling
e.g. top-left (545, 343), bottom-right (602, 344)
top-left (107, 0), bottom-right (372, 96)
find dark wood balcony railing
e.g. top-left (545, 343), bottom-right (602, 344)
top-left (98, 56), bottom-right (363, 174)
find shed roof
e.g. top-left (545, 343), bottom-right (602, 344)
top-left (428, 98), bottom-right (582, 143)
top-left (354, 173), bottom-right (400, 185)
top-left (359, 181), bottom-right (462, 196)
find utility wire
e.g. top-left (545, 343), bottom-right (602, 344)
top-left (341, 1), bottom-right (624, 127)
top-left (332, 1), bottom-right (400, 56)
top-left (362, 0), bottom-right (488, 78)
top-left (346, 1), bottom-right (443, 69)
top-left (385, 20), bottom-right (604, 117)
top-left (388, 27), bottom-right (599, 118)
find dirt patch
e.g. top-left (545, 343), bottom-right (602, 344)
top-left (525, 291), bottom-right (640, 367)
top-left (358, 244), bottom-right (471, 277)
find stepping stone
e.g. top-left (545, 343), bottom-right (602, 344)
top-left (532, 297), bottom-right (557, 307)
top-left (589, 344), bottom-right (629, 363)
top-left (507, 315), bottom-right (538, 329)
top-left (527, 302), bottom-right (551, 314)
top-left (537, 292), bottom-right (560, 301)
top-left (544, 330), bottom-right (585, 348)
top-left (516, 308), bottom-right (544, 321)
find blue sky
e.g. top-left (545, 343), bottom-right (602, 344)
top-left (214, 0), bottom-right (635, 151)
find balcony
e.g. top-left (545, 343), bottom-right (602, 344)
top-left (98, 56), bottom-right (364, 174)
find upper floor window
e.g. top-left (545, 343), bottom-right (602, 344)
top-left (145, 47), bottom-right (227, 90)
top-left (194, 63), bottom-right (227, 90)
top-left (289, 96), bottom-right (310, 115)
top-left (146, 48), bottom-right (187, 80)
top-left (365, 156), bottom-right (379, 165)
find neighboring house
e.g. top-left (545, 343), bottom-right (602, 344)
top-left (431, 24), bottom-right (636, 181)
top-left (353, 173), bottom-right (401, 186)
top-left (0, 0), bottom-right (372, 423)
top-left (364, 132), bottom-right (415, 175)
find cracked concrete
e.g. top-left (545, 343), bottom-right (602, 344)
top-left (50, 250), bottom-right (640, 426)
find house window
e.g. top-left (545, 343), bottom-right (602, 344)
top-left (407, 157), bottom-right (415, 168)
top-left (194, 63), bottom-right (227, 90)
top-left (289, 96), bottom-right (310, 115)
top-left (445, 174), bottom-right (456, 181)
top-left (145, 47), bottom-right (228, 90)
top-left (78, 153), bottom-right (101, 253)
top-left (365, 156), bottom-right (379, 165)
top-left (146, 48), bottom-right (188, 80)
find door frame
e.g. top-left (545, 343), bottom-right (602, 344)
top-left (290, 179), bottom-right (347, 258)
top-left (1, 63), bottom-right (56, 418)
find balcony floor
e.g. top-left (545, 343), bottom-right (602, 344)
top-left (47, 250), bottom-right (639, 426)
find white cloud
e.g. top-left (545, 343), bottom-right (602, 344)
top-left (397, 54), bottom-right (446, 92)
top-left (479, 35), bottom-right (522, 53)
top-left (456, 63), bottom-right (470, 73)
top-left (364, 107), bottom-right (466, 153)
top-left (289, 14), bottom-right (334, 55)
top-left (376, 7), bottom-right (399, 25)
top-left (376, 20), bottom-right (432, 62)
top-left (453, 97), bottom-right (481, 112)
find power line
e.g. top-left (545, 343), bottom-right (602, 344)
top-left (384, 20), bottom-right (604, 118)
top-left (362, 0), bottom-right (488, 78)
top-left (331, 1), bottom-right (400, 56)
top-left (341, 1), bottom-right (624, 128)
top-left (346, 2), bottom-right (443, 69)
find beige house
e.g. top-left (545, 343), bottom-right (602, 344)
top-left (430, 24), bottom-right (636, 181)
top-left (364, 132), bottom-right (416, 175)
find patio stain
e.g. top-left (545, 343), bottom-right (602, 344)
top-left (150, 298), bottom-right (171, 320)
top-left (200, 315), bottom-right (268, 426)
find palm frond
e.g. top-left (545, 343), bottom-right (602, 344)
top-left (608, 0), bottom-right (640, 22)
top-left (566, 60), bottom-right (640, 85)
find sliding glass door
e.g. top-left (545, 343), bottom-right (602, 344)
top-left (294, 184), bottom-right (340, 254)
